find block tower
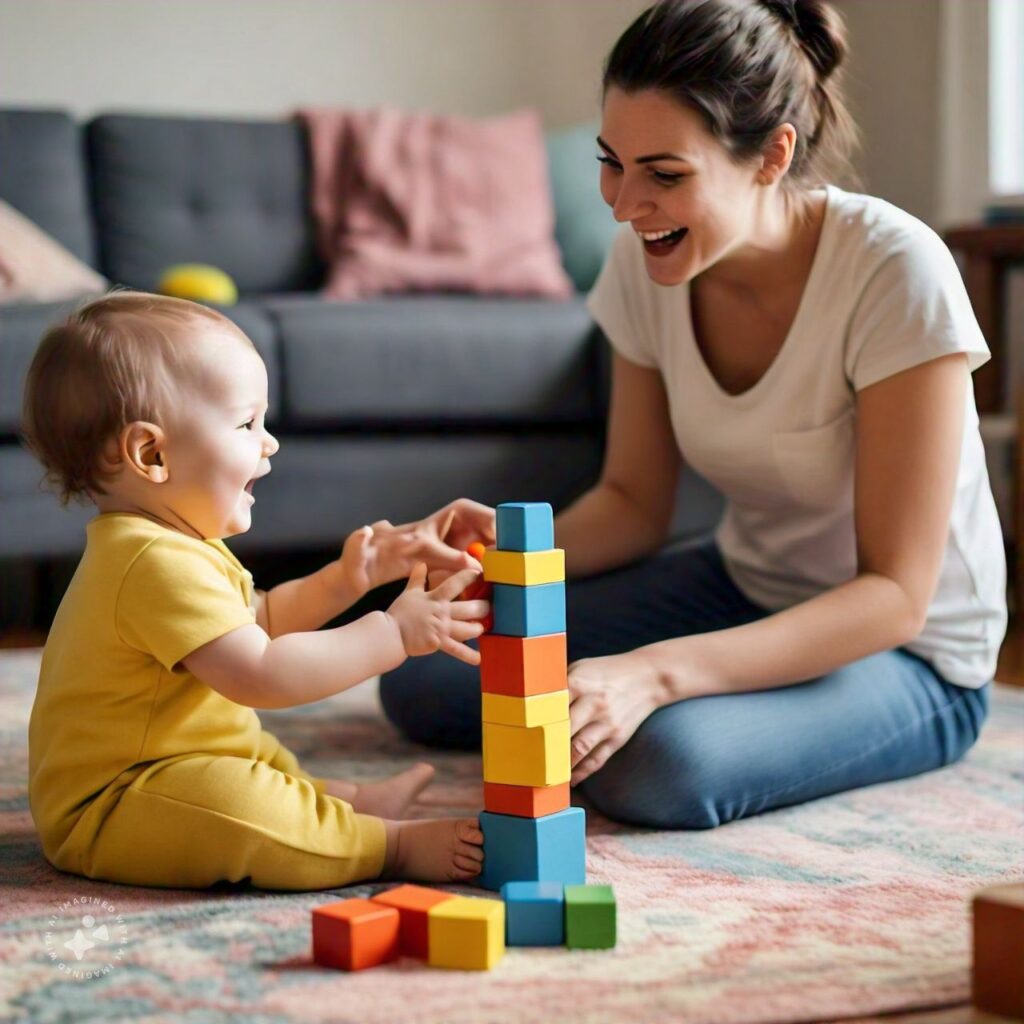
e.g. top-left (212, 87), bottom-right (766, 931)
top-left (477, 502), bottom-right (586, 891)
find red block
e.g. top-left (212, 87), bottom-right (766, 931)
top-left (371, 884), bottom-right (455, 959)
top-left (479, 633), bottom-right (567, 696)
top-left (484, 781), bottom-right (571, 818)
top-left (311, 898), bottom-right (400, 971)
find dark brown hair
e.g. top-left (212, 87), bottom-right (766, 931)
top-left (603, 0), bottom-right (859, 189)
top-left (22, 291), bottom-right (248, 504)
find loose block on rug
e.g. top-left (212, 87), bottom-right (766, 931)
top-left (1, 650), bottom-right (1021, 1024)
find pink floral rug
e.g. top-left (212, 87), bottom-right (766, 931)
top-left (1, 648), bottom-right (1021, 1024)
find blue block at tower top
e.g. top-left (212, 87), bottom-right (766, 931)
top-left (497, 502), bottom-right (554, 552)
top-left (492, 582), bottom-right (566, 637)
top-left (479, 807), bottom-right (586, 892)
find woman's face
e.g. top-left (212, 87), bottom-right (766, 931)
top-left (598, 87), bottom-right (763, 287)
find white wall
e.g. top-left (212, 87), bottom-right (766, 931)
top-left (0, 0), bottom-right (646, 128)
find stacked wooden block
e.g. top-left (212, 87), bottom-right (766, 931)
top-left (312, 885), bottom-right (505, 971)
top-left (309, 502), bottom-right (615, 972)
top-left (477, 502), bottom-right (586, 893)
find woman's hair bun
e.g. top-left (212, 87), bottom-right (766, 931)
top-left (791, 0), bottom-right (847, 80)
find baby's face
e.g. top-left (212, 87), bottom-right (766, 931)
top-left (161, 328), bottom-right (278, 539)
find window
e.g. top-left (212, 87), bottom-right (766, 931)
top-left (989, 0), bottom-right (1024, 197)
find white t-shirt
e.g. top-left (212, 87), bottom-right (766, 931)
top-left (587, 185), bottom-right (1007, 688)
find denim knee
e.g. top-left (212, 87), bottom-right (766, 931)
top-left (580, 717), bottom-right (725, 830)
top-left (377, 662), bottom-right (482, 750)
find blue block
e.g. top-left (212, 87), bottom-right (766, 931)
top-left (501, 881), bottom-right (565, 946)
top-left (496, 502), bottom-right (554, 552)
top-left (492, 582), bottom-right (566, 637)
top-left (479, 807), bottom-right (586, 891)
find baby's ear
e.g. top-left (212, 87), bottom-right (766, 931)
top-left (121, 421), bottom-right (168, 483)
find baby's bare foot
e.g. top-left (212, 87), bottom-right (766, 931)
top-left (344, 762), bottom-right (436, 819)
top-left (381, 817), bottom-right (484, 883)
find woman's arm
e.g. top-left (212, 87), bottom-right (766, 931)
top-left (557, 352), bottom-right (682, 577)
top-left (569, 353), bottom-right (970, 782)
top-left (646, 353), bottom-right (969, 698)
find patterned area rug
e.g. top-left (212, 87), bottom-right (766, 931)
top-left (1, 648), bottom-right (1022, 1024)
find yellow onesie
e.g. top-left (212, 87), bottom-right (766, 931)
top-left (28, 513), bottom-right (386, 890)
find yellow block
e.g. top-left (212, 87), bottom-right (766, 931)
top-left (482, 719), bottom-right (570, 787)
top-left (483, 548), bottom-right (565, 586)
top-left (482, 690), bottom-right (569, 728)
top-left (427, 896), bottom-right (505, 970)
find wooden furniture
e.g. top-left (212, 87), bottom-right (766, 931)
top-left (944, 224), bottom-right (1024, 613)
top-left (972, 883), bottom-right (1024, 1020)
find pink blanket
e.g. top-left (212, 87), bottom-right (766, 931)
top-left (299, 106), bottom-right (573, 300)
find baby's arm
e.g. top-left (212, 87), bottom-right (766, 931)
top-left (251, 558), bottom-right (362, 638)
top-left (254, 502), bottom-right (492, 639)
top-left (185, 565), bottom-right (487, 709)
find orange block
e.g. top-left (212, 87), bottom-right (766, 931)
top-left (311, 898), bottom-right (400, 971)
top-left (484, 781), bottom-right (571, 818)
top-left (371, 884), bottom-right (455, 959)
top-left (479, 633), bottom-right (567, 697)
top-left (460, 543), bottom-right (493, 629)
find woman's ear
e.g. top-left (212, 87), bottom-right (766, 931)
top-left (757, 122), bottom-right (797, 186)
top-left (120, 421), bottom-right (168, 483)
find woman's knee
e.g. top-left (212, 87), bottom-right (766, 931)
top-left (378, 655), bottom-right (481, 750)
top-left (580, 716), bottom-right (726, 829)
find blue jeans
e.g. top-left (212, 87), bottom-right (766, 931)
top-left (379, 543), bottom-right (990, 829)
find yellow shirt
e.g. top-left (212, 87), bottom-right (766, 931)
top-left (29, 514), bottom-right (270, 860)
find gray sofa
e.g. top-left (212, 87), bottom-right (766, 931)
top-left (0, 108), bottom-right (722, 627)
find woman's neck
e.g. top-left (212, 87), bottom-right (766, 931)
top-left (700, 187), bottom-right (827, 308)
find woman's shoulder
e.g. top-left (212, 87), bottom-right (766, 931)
top-left (828, 186), bottom-right (948, 258)
top-left (825, 185), bottom-right (962, 292)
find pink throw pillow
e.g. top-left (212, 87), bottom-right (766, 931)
top-left (303, 107), bottom-right (573, 300)
top-left (0, 200), bottom-right (106, 303)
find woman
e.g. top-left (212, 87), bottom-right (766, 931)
top-left (381, 0), bottom-right (1007, 829)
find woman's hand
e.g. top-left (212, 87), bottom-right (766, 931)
top-left (568, 651), bottom-right (665, 785)
top-left (337, 500), bottom-right (496, 595)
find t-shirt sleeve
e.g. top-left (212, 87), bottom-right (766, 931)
top-left (586, 224), bottom-right (659, 368)
top-left (844, 227), bottom-right (991, 391)
top-left (116, 535), bottom-right (257, 671)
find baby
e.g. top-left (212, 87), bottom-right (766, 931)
top-left (24, 291), bottom-right (493, 891)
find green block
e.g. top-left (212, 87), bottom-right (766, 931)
top-left (565, 884), bottom-right (616, 949)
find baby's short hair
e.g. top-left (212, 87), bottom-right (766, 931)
top-left (22, 291), bottom-right (249, 504)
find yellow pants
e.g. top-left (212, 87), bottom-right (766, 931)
top-left (56, 731), bottom-right (387, 891)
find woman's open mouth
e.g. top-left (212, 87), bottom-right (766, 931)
top-left (641, 227), bottom-right (687, 257)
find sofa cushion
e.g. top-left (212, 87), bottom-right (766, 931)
top-left (0, 109), bottom-right (96, 268)
top-left (546, 122), bottom-right (619, 293)
top-left (88, 114), bottom-right (322, 293)
top-left (234, 434), bottom-right (606, 554)
top-left (264, 295), bottom-right (604, 427)
top-left (0, 299), bottom-right (281, 438)
top-left (0, 199), bottom-right (107, 303)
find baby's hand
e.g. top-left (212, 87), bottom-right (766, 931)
top-left (386, 564), bottom-right (489, 665)
top-left (339, 520), bottom-right (418, 596)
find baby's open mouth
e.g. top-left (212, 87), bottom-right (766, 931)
top-left (244, 480), bottom-right (255, 495)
